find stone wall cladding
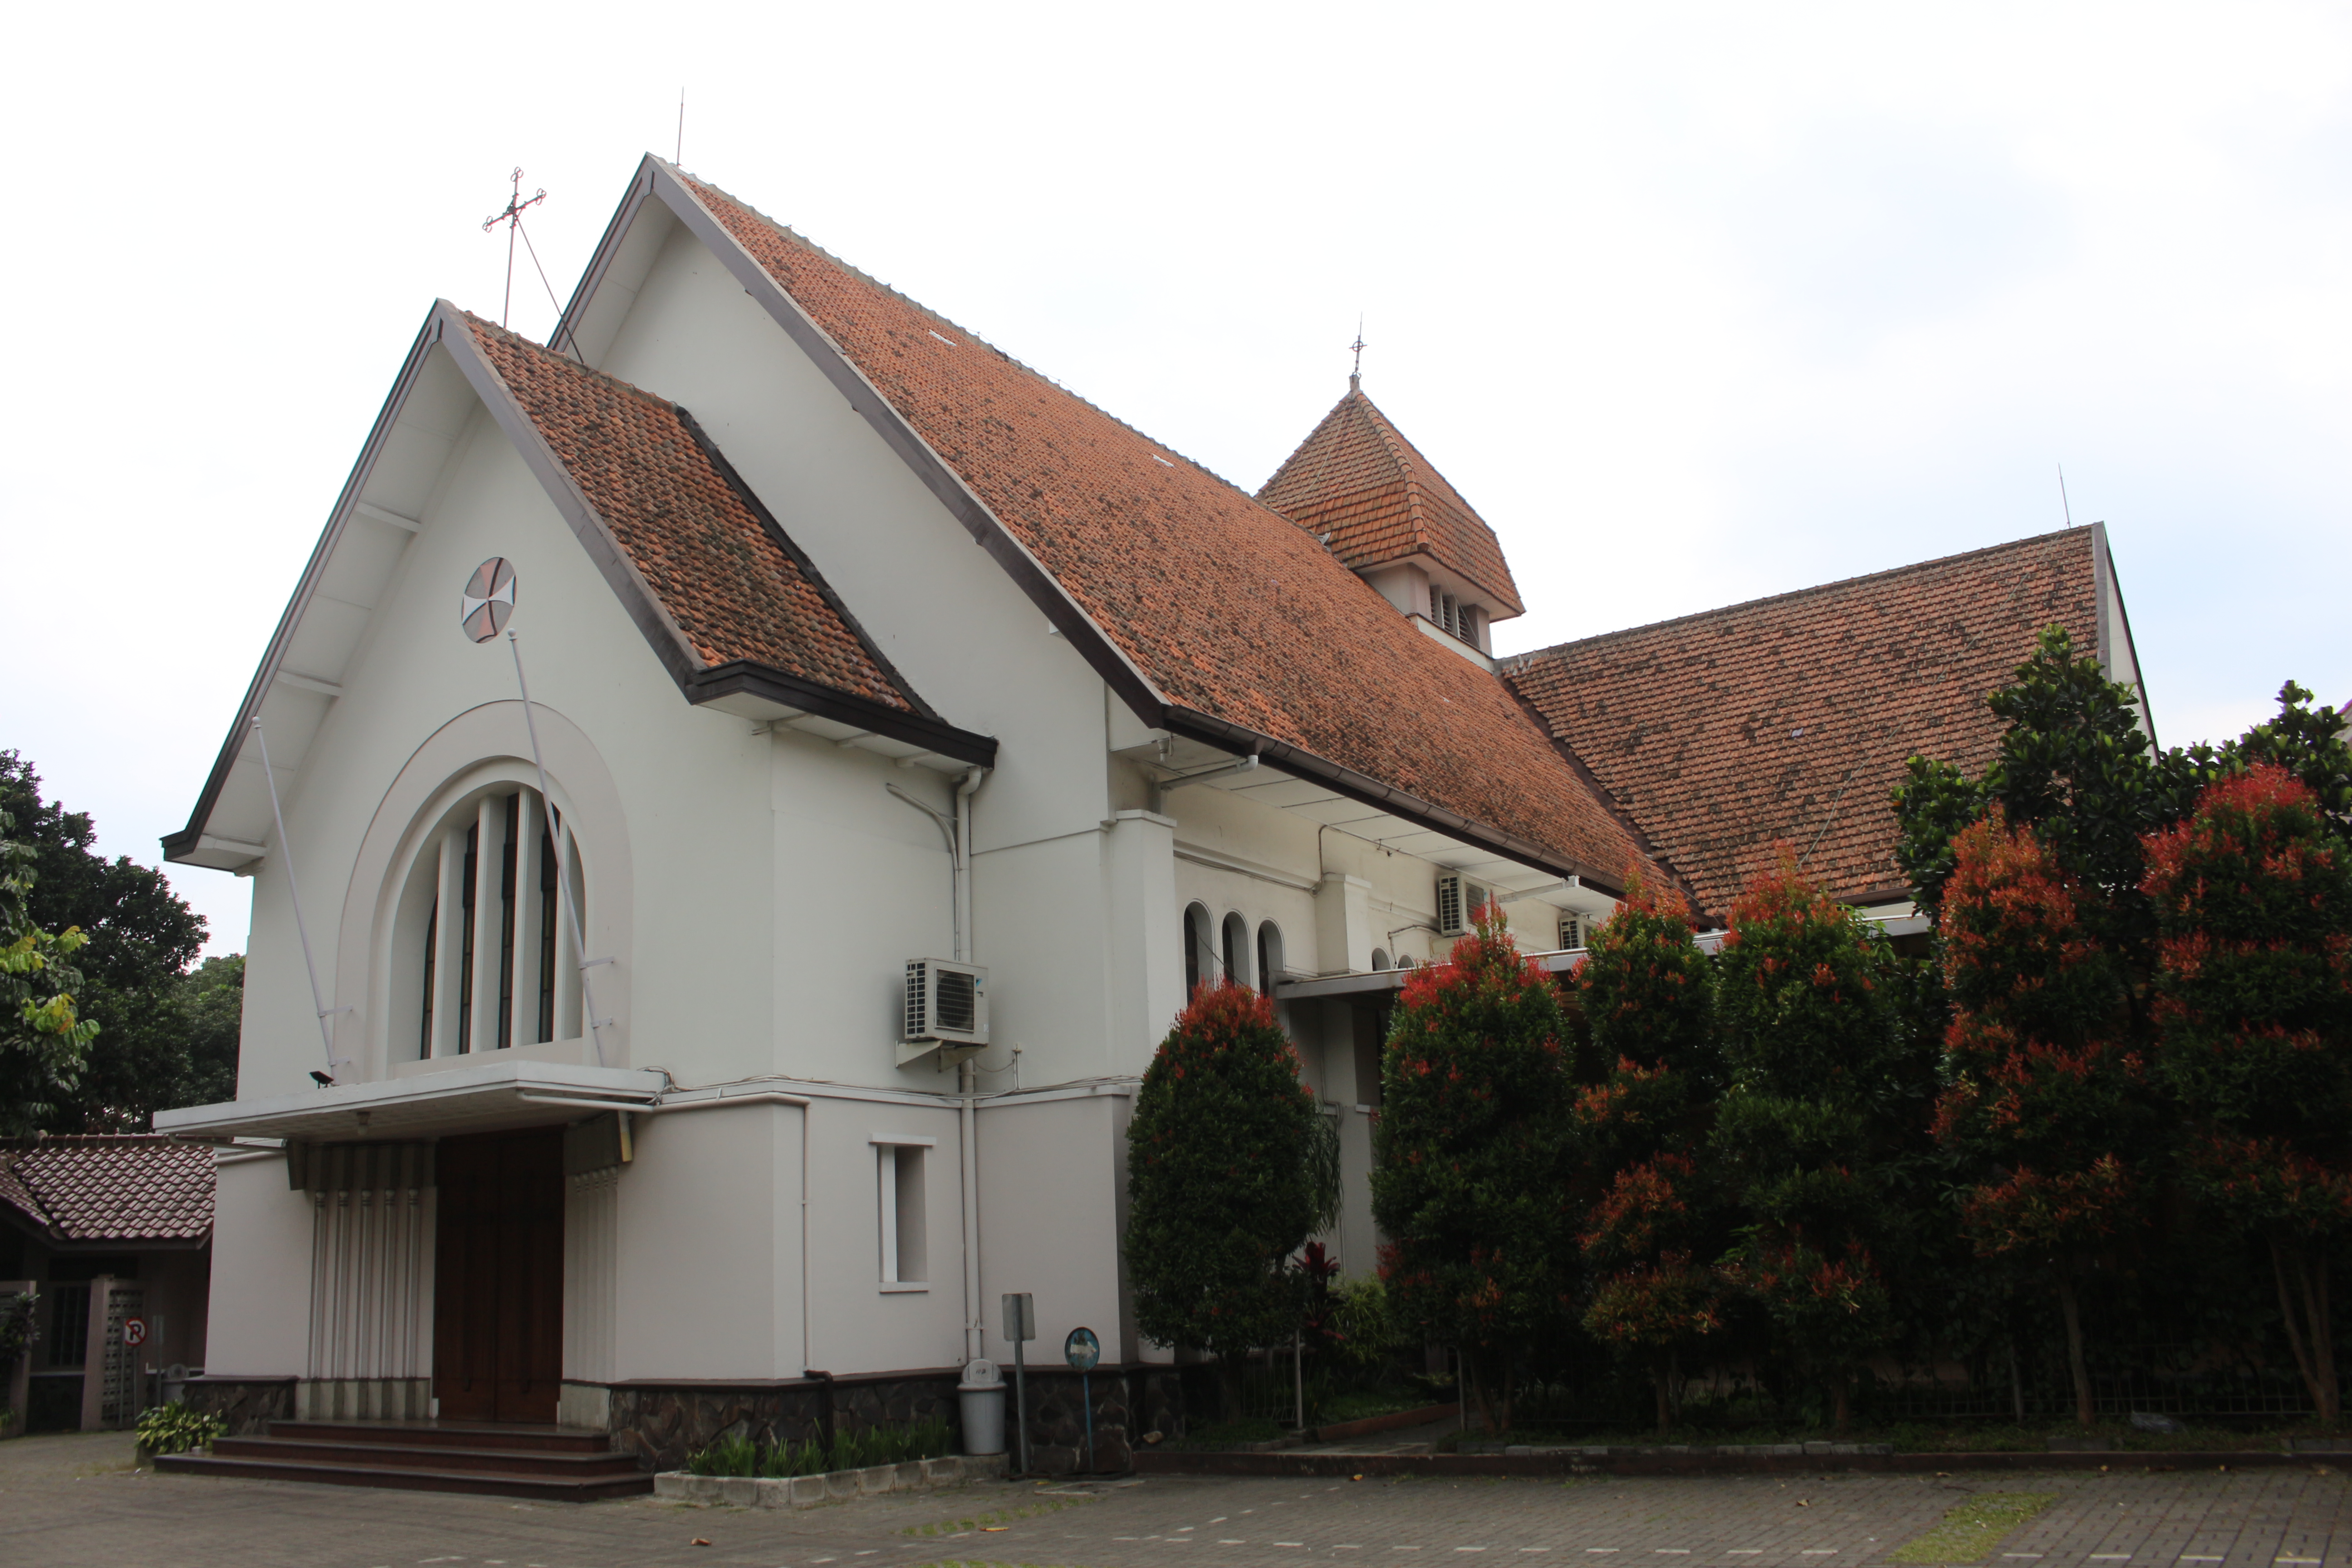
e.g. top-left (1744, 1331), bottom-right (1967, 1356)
top-left (605, 1372), bottom-right (962, 1473)
top-left (604, 1364), bottom-right (1186, 1474)
top-left (654, 1453), bottom-right (1006, 1509)
top-left (178, 1376), bottom-right (295, 1436)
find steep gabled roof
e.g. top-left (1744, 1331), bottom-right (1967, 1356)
top-left (1257, 387), bottom-right (1524, 617)
top-left (0, 1136), bottom-right (215, 1245)
top-left (463, 315), bottom-right (925, 716)
top-left (1503, 527), bottom-right (2107, 918)
top-left (646, 167), bottom-right (1641, 888)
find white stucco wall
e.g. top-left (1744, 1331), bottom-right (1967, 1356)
top-left (201, 1154), bottom-right (313, 1376)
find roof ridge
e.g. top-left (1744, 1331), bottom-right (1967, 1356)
top-left (466, 313), bottom-right (680, 411)
top-left (677, 172), bottom-right (1254, 501)
top-left (1354, 392), bottom-right (1435, 553)
top-left (1502, 525), bottom-right (2095, 667)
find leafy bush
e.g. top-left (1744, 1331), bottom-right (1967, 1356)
top-left (1125, 982), bottom-right (1320, 1392)
top-left (135, 1401), bottom-right (225, 1456)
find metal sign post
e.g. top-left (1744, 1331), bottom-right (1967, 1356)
top-left (1002, 1293), bottom-right (1034, 1474)
top-left (1064, 1326), bottom-right (1100, 1474)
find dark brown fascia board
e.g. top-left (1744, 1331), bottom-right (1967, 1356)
top-left (688, 663), bottom-right (995, 768)
top-left (670, 406), bottom-right (946, 727)
top-left (637, 158), bottom-right (1174, 732)
top-left (1162, 705), bottom-right (1628, 901)
top-left (164, 306), bottom-right (453, 863)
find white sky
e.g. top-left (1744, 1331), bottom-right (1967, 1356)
top-left (5, 2), bottom-right (2348, 959)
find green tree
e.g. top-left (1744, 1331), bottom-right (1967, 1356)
top-left (1935, 807), bottom-right (2155, 1425)
top-left (1, 803), bottom-right (98, 1136)
top-left (1571, 871), bottom-right (1728, 1435)
top-left (2144, 764), bottom-right (2352, 1421)
top-left (0, 753), bottom-right (224, 1130)
top-left (1711, 852), bottom-right (1913, 1435)
top-left (1124, 982), bottom-right (1321, 1411)
top-left (1373, 912), bottom-right (1574, 1434)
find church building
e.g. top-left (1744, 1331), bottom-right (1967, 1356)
top-left (153, 157), bottom-right (2151, 1471)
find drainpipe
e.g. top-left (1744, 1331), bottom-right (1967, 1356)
top-left (954, 767), bottom-right (987, 1365)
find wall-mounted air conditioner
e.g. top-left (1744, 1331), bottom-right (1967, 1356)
top-left (900, 958), bottom-right (989, 1066)
top-left (1434, 873), bottom-right (1494, 938)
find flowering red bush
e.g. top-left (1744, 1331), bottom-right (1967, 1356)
top-left (1372, 911), bottom-right (1573, 1434)
top-left (2143, 764), bottom-right (2352, 1420)
top-left (1936, 808), bottom-right (2151, 1424)
top-left (1124, 981), bottom-right (1321, 1389)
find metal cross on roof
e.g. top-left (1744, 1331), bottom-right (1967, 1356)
top-left (1349, 317), bottom-right (1367, 392)
top-left (482, 167), bottom-right (549, 329)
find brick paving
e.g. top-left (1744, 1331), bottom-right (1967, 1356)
top-left (1, 1433), bottom-right (2344, 1568)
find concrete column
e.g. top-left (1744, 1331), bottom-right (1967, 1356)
top-left (469, 795), bottom-right (507, 1053)
top-left (1103, 810), bottom-right (1181, 1069)
top-left (432, 830), bottom-right (466, 1056)
top-left (510, 789), bottom-right (544, 1050)
top-left (78, 1275), bottom-right (110, 1432)
top-left (1314, 873), bottom-right (1372, 976)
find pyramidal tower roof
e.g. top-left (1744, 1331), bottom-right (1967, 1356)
top-left (1256, 385), bottom-right (1524, 617)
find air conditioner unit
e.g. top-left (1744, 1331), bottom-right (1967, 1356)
top-left (1434, 873), bottom-right (1494, 938)
top-left (900, 958), bottom-right (989, 1066)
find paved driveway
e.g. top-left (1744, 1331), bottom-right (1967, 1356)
top-left (0, 1433), bottom-right (2343, 1568)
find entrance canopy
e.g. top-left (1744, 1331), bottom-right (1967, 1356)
top-left (153, 1060), bottom-right (665, 1145)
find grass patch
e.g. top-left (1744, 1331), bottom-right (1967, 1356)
top-left (1888, 1492), bottom-right (2059, 1563)
top-left (903, 1495), bottom-right (1096, 1537)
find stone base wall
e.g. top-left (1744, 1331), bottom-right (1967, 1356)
top-left (1009, 1366), bottom-right (1188, 1474)
top-left (598, 1365), bottom-right (1189, 1475)
top-left (180, 1376), bottom-right (296, 1436)
top-left (604, 1372), bottom-right (963, 1473)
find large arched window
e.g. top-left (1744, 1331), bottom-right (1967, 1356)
top-left (392, 783), bottom-right (585, 1058)
top-left (1220, 912), bottom-right (1251, 991)
top-left (1255, 921), bottom-right (1285, 995)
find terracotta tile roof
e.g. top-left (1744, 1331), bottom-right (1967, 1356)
top-left (1257, 387), bottom-right (1524, 617)
top-left (0, 1136), bottom-right (216, 1244)
top-left (465, 315), bottom-right (924, 716)
top-left (676, 176), bottom-right (1643, 883)
top-left (1503, 528), bottom-right (2103, 918)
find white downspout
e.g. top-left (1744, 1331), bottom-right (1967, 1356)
top-left (955, 767), bottom-right (987, 1364)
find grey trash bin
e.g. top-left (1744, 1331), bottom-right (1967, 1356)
top-left (958, 1358), bottom-right (1006, 1455)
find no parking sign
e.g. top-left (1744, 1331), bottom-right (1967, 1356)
top-left (122, 1318), bottom-right (147, 1348)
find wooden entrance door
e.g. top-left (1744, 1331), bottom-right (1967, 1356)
top-left (434, 1128), bottom-right (564, 1423)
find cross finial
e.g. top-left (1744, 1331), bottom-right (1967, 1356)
top-left (482, 167), bottom-right (549, 329)
top-left (1349, 317), bottom-right (1366, 392)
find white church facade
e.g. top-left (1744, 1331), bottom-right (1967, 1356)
top-left (155, 157), bottom-right (2146, 1469)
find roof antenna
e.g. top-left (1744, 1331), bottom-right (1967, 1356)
top-left (1349, 316), bottom-right (1367, 393)
top-left (481, 168), bottom-right (563, 334)
top-left (2058, 464), bottom-right (2073, 526)
top-left (676, 88), bottom-right (685, 165)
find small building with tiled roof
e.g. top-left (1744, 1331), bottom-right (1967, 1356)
top-left (2, 1136), bottom-right (214, 1433)
top-left (143, 156), bottom-right (2145, 1470)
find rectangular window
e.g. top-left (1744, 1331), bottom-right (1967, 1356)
top-left (876, 1144), bottom-right (928, 1287)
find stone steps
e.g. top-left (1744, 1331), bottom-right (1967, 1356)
top-left (155, 1417), bottom-right (651, 1501)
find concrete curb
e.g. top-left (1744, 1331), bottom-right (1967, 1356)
top-left (656, 1452), bottom-right (1008, 1508)
top-left (1133, 1449), bottom-right (2335, 1480)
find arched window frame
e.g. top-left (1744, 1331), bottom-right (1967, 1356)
top-left (1220, 911), bottom-right (1251, 992)
top-left (1255, 921), bottom-right (1285, 995)
top-left (1182, 902), bottom-right (1216, 999)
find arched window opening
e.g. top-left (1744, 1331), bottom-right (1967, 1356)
top-left (1255, 921), bottom-right (1285, 995)
top-left (1221, 912), bottom-right (1250, 991)
top-left (1370, 948), bottom-right (1390, 971)
top-left (1183, 902), bottom-right (1214, 999)
top-left (401, 784), bottom-right (584, 1059)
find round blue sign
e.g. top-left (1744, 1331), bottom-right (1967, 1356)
top-left (1063, 1326), bottom-right (1100, 1372)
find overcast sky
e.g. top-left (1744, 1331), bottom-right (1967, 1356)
top-left (5, 2), bottom-right (2347, 959)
